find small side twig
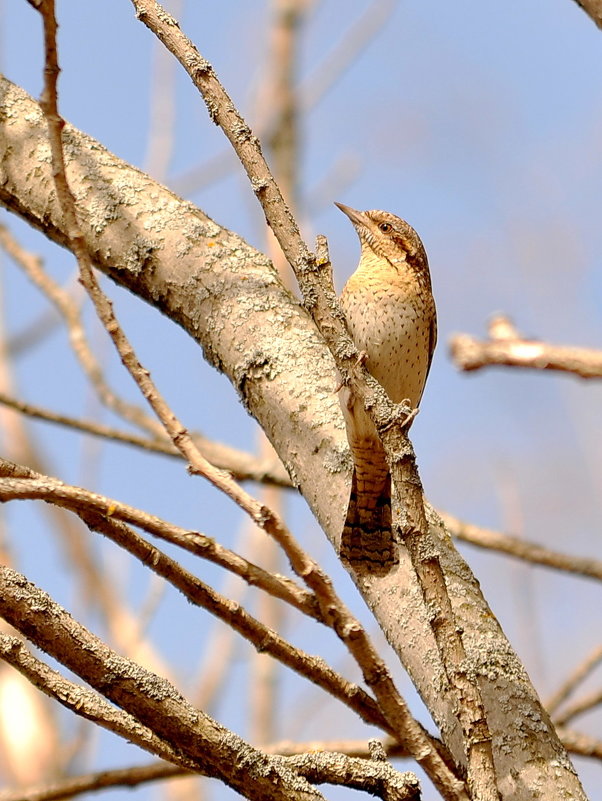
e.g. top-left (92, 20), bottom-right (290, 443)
top-left (557, 727), bottom-right (602, 761)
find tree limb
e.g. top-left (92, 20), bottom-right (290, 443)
top-left (0, 568), bottom-right (325, 801)
top-left (0, 73), bottom-right (587, 800)
top-left (450, 315), bottom-right (602, 379)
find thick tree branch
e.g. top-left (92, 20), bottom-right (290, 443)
top-left (0, 73), bottom-right (587, 799)
top-left (0, 568), bottom-right (328, 801)
top-left (0, 635), bottom-right (199, 772)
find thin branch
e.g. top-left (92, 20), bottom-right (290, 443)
top-left (558, 727), bottom-right (602, 760)
top-left (553, 688), bottom-right (602, 726)
top-left (0, 460), bottom-right (318, 621)
top-left (0, 463), bottom-right (390, 736)
top-left (450, 315), bottom-right (602, 379)
top-left (0, 634), bottom-right (199, 771)
top-left (547, 644), bottom-right (602, 715)
top-left (0, 762), bottom-right (186, 801)
top-left (0, 220), bottom-right (164, 438)
top-left (0, 390), bottom-right (292, 486)
top-left (143, 0), bottom-right (182, 180)
top-left (441, 511), bottom-right (602, 582)
top-left (300, 0), bottom-right (397, 110)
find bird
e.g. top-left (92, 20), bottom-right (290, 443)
top-left (336, 202), bottom-right (437, 573)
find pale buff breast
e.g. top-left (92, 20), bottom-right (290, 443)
top-left (341, 260), bottom-right (435, 408)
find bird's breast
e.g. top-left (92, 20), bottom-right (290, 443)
top-left (341, 270), bottom-right (434, 407)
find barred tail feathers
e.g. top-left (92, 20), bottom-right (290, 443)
top-left (340, 445), bottom-right (398, 573)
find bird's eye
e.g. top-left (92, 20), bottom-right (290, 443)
top-left (379, 222), bottom-right (392, 233)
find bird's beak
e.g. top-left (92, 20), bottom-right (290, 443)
top-left (335, 202), bottom-right (367, 228)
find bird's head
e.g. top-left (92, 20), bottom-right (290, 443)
top-left (335, 202), bottom-right (429, 277)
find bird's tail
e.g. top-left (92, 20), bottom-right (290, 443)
top-left (340, 468), bottom-right (398, 574)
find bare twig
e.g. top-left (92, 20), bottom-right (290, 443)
top-left (0, 762), bottom-right (186, 801)
top-left (143, 0), bottom-right (182, 180)
top-left (0, 390), bottom-right (292, 486)
top-left (553, 688), bottom-right (602, 727)
top-left (441, 511), bottom-right (602, 582)
top-left (300, 0), bottom-right (396, 110)
top-left (557, 727), bottom-right (602, 760)
top-left (450, 314), bottom-right (602, 379)
top-left (547, 644), bottom-right (602, 715)
top-left (0, 222), bottom-right (163, 438)
top-left (0, 461), bottom-right (316, 619)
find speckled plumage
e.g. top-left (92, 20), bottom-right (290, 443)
top-left (336, 203), bottom-right (437, 573)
